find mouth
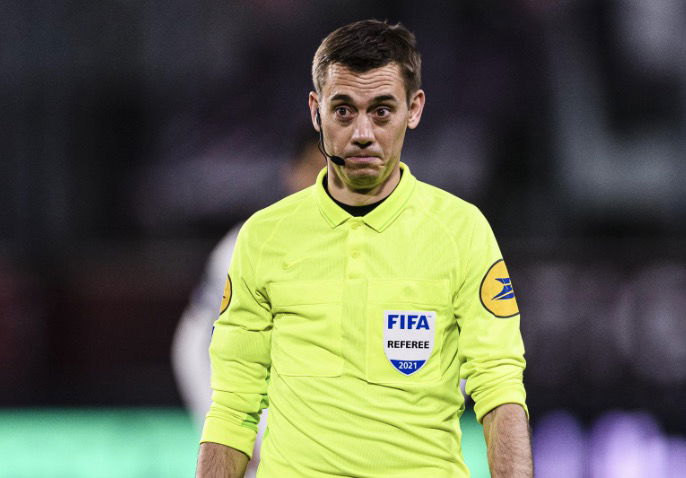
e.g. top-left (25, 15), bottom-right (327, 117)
top-left (345, 155), bottom-right (380, 163)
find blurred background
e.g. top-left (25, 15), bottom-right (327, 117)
top-left (1, 0), bottom-right (685, 476)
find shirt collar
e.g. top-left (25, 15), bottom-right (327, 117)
top-left (313, 161), bottom-right (417, 232)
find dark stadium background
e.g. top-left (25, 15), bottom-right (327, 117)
top-left (2, 1), bottom-right (685, 476)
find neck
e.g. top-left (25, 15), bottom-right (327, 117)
top-left (326, 163), bottom-right (401, 206)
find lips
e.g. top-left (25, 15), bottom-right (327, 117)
top-left (345, 154), bottom-right (380, 162)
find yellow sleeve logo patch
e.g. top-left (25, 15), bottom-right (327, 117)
top-left (220, 274), bottom-right (232, 314)
top-left (479, 259), bottom-right (519, 318)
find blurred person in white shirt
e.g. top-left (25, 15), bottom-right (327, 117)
top-left (171, 129), bottom-right (322, 478)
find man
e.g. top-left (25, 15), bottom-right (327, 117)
top-left (172, 129), bottom-right (323, 478)
top-left (197, 19), bottom-right (532, 478)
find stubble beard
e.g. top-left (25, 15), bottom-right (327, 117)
top-left (341, 158), bottom-right (397, 193)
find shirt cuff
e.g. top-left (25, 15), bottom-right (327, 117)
top-left (200, 414), bottom-right (257, 459)
top-left (473, 384), bottom-right (529, 424)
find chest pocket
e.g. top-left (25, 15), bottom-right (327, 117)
top-left (269, 280), bottom-right (343, 377)
top-left (365, 279), bottom-right (450, 384)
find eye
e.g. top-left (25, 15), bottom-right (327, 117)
top-left (334, 106), bottom-right (352, 119)
top-left (375, 106), bottom-right (392, 119)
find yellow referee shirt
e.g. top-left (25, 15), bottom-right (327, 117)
top-left (202, 162), bottom-right (527, 477)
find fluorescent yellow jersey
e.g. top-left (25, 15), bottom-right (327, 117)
top-left (202, 162), bottom-right (527, 478)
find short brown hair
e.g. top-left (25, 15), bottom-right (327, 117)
top-left (312, 19), bottom-right (422, 102)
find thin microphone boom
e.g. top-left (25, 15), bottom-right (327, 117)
top-left (316, 109), bottom-right (345, 166)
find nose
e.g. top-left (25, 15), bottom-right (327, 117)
top-left (351, 114), bottom-right (374, 148)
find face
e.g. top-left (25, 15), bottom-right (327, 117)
top-left (309, 63), bottom-right (425, 193)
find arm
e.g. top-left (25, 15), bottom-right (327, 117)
top-left (196, 442), bottom-right (249, 478)
top-left (198, 221), bottom-right (272, 476)
top-left (482, 403), bottom-right (533, 478)
top-left (453, 208), bottom-right (530, 473)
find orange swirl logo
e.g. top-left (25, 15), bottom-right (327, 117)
top-left (220, 274), bottom-right (232, 314)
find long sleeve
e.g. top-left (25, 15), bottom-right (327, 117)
top-left (455, 206), bottom-right (528, 423)
top-left (200, 221), bottom-right (272, 458)
top-left (172, 227), bottom-right (240, 425)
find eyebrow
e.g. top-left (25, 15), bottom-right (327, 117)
top-left (329, 94), bottom-right (399, 105)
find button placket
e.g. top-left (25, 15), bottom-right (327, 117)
top-left (346, 219), bottom-right (365, 279)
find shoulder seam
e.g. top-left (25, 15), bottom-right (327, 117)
top-left (414, 197), bottom-right (461, 316)
top-left (458, 204), bottom-right (481, 297)
top-left (254, 193), bottom-right (309, 287)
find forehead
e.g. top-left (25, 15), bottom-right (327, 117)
top-left (322, 63), bottom-right (405, 103)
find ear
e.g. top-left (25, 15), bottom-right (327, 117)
top-left (308, 91), bottom-right (320, 132)
top-left (407, 89), bottom-right (425, 130)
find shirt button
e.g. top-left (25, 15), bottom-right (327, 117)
top-left (352, 222), bottom-right (361, 230)
top-left (351, 250), bottom-right (360, 259)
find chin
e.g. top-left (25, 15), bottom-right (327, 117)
top-left (345, 168), bottom-right (381, 186)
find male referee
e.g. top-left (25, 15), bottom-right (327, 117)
top-left (197, 20), bottom-right (532, 478)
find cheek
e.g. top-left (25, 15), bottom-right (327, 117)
top-left (380, 120), bottom-right (406, 147)
top-left (390, 122), bottom-right (407, 149)
top-left (330, 127), bottom-right (348, 146)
